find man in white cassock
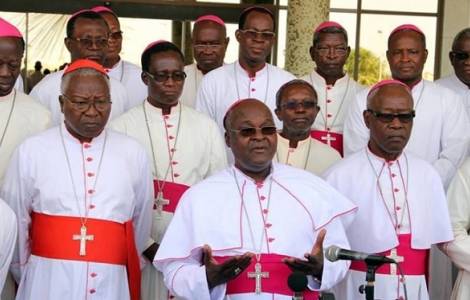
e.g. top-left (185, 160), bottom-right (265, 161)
top-left (91, 6), bottom-right (147, 110)
top-left (1, 59), bottom-right (153, 300)
top-left (0, 199), bottom-right (16, 294)
top-left (196, 6), bottom-right (295, 131)
top-left (445, 157), bottom-right (470, 300)
top-left (325, 80), bottom-right (453, 300)
top-left (0, 17), bottom-right (50, 300)
top-left (300, 21), bottom-right (364, 156)
top-left (30, 9), bottom-right (128, 125)
top-left (111, 40), bottom-right (227, 300)
top-left (436, 28), bottom-right (470, 118)
top-left (274, 80), bottom-right (340, 175)
top-left (180, 14), bottom-right (229, 108)
top-left (154, 99), bottom-right (357, 299)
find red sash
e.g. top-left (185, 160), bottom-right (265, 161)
top-left (350, 234), bottom-right (429, 276)
top-left (153, 180), bottom-right (189, 213)
top-left (30, 212), bottom-right (141, 300)
top-left (310, 130), bottom-right (343, 156)
top-left (214, 253), bottom-right (319, 299)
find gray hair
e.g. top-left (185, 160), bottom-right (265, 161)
top-left (60, 68), bottom-right (110, 95)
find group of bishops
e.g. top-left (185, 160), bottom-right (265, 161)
top-left (1, 3), bottom-right (470, 300)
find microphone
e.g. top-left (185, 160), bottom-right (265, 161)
top-left (287, 271), bottom-right (308, 300)
top-left (325, 245), bottom-right (395, 264)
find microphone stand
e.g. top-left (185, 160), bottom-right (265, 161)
top-left (359, 258), bottom-right (389, 300)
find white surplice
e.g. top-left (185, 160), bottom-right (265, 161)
top-left (324, 149), bottom-right (453, 300)
top-left (154, 163), bottom-right (357, 300)
top-left (0, 198), bottom-right (16, 293)
top-left (436, 74), bottom-right (470, 120)
top-left (30, 70), bottom-right (128, 125)
top-left (0, 125), bottom-right (153, 300)
top-left (343, 79), bottom-right (470, 189)
top-left (107, 59), bottom-right (147, 111)
top-left (110, 100), bottom-right (228, 300)
top-left (274, 134), bottom-right (341, 176)
top-left (195, 61), bottom-right (296, 131)
top-left (300, 70), bottom-right (365, 134)
top-left (180, 63), bottom-right (204, 108)
top-left (444, 158), bottom-right (470, 300)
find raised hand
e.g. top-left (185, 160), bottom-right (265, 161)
top-left (203, 245), bottom-right (253, 289)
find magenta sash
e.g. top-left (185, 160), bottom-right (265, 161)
top-left (153, 180), bottom-right (189, 213)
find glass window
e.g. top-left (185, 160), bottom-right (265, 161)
top-left (362, 0), bottom-right (438, 13)
top-left (277, 9), bottom-right (287, 68)
top-left (331, 0), bottom-right (357, 9)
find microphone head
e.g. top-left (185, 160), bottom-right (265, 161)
top-left (325, 245), bottom-right (341, 262)
top-left (287, 271), bottom-right (308, 293)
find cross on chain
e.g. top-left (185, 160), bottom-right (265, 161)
top-left (247, 262), bottom-right (269, 294)
top-left (387, 248), bottom-right (404, 275)
top-left (72, 225), bottom-right (94, 256)
top-left (154, 192), bottom-right (170, 214)
top-left (321, 132), bottom-right (336, 146)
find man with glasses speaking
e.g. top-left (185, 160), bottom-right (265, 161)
top-left (111, 40), bottom-right (227, 300)
top-left (31, 9), bottom-right (129, 125)
top-left (196, 6), bottom-right (295, 133)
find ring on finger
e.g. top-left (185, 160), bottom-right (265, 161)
top-left (233, 267), bottom-right (242, 275)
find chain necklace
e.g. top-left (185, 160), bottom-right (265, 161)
top-left (276, 135), bottom-right (312, 170)
top-left (234, 62), bottom-right (270, 104)
top-left (0, 89), bottom-right (16, 150)
top-left (365, 149), bottom-right (411, 235)
top-left (309, 73), bottom-right (350, 131)
top-left (143, 100), bottom-right (182, 210)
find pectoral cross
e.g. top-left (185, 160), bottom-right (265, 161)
top-left (72, 225), bottom-right (94, 256)
top-left (321, 132), bottom-right (336, 146)
top-left (154, 192), bottom-right (170, 214)
top-left (247, 262), bottom-right (269, 294)
top-left (387, 248), bottom-right (404, 275)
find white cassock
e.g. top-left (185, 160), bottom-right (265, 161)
top-left (0, 125), bottom-right (153, 300)
top-left (107, 59), bottom-right (147, 111)
top-left (274, 133), bottom-right (341, 176)
top-left (436, 74), bottom-right (470, 119)
top-left (154, 163), bottom-right (357, 300)
top-left (30, 70), bottom-right (128, 125)
top-left (0, 199), bottom-right (16, 292)
top-left (180, 63), bottom-right (204, 108)
top-left (443, 158), bottom-right (470, 300)
top-left (324, 149), bottom-right (453, 300)
top-left (300, 70), bottom-right (365, 156)
top-left (14, 77), bottom-right (23, 93)
top-left (110, 100), bottom-right (228, 300)
top-left (343, 79), bottom-right (470, 189)
top-left (195, 61), bottom-right (296, 131)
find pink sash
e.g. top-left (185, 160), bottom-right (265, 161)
top-left (310, 130), bottom-right (343, 156)
top-left (153, 180), bottom-right (190, 213)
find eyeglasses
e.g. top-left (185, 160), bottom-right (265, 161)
top-left (110, 31), bottom-right (123, 40)
top-left (239, 29), bottom-right (275, 40)
top-left (315, 46), bottom-right (348, 56)
top-left (451, 51), bottom-right (470, 61)
top-left (69, 37), bottom-right (109, 48)
top-left (193, 42), bottom-right (225, 50)
top-left (230, 126), bottom-right (277, 137)
top-left (62, 95), bottom-right (112, 112)
top-left (145, 71), bottom-right (187, 83)
top-left (280, 100), bottom-right (317, 110)
top-left (366, 109), bottom-right (415, 123)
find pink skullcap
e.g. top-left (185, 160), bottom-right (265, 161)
top-left (390, 24), bottom-right (424, 37)
top-left (63, 59), bottom-right (108, 77)
top-left (367, 79), bottom-right (410, 98)
top-left (0, 17), bottom-right (23, 38)
top-left (143, 40), bottom-right (169, 55)
top-left (195, 15), bottom-right (225, 27)
top-left (315, 21), bottom-right (344, 33)
top-left (69, 9), bottom-right (93, 21)
top-left (91, 6), bottom-right (117, 17)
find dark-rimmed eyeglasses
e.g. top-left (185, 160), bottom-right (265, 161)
top-left (230, 126), bottom-right (277, 137)
top-left (145, 71), bottom-right (187, 83)
top-left (239, 29), bottom-right (275, 40)
top-left (280, 100), bottom-right (317, 110)
top-left (366, 109), bottom-right (415, 123)
top-left (68, 37), bottom-right (109, 48)
top-left (110, 31), bottom-right (123, 40)
top-left (451, 51), bottom-right (470, 61)
top-left (62, 95), bottom-right (112, 112)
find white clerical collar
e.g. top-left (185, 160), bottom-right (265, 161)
top-left (365, 146), bottom-right (404, 167)
top-left (0, 89), bottom-right (16, 102)
top-left (61, 122), bottom-right (106, 145)
top-left (451, 73), bottom-right (470, 90)
top-left (232, 163), bottom-right (275, 185)
top-left (311, 69), bottom-right (348, 87)
top-left (277, 132), bottom-right (311, 149)
top-left (144, 98), bottom-right (181, 117)
top-left (235, 60), bottom-right (268, 78)
top-left (110, 58), bottom-right (123, 71)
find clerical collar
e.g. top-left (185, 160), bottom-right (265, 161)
top-left (236, 60), bottom-right (267, 78)
top-left (277, 132), bottom-right (310, 149)
top-left (110, 58), bottom-right (122, 70)
top-left (366, 146), bottom-right (403, 164)
top-left (312, 68), bottom-right (347, 87)
top-left (145, 98), bottom-right (180, 116)
top-left (61, 122), bottom-right (106, 145)
top-left (0, 88), bottom-right (15, 101)
top-left (232, 163), bottom-right (274, 185)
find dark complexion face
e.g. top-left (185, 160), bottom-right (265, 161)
top-left (101, 12), bottom-right (122, 67)
top-left (450, 36), bottom-right (470, 87)
top-left (0, 37), bottom-right (23, 96)
top-left (192, 21), bottom-right (228, 74)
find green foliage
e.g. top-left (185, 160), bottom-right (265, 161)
top-left (345, 48), bottom-right (390, 86)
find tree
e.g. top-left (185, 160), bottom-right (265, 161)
top-left (345, 48), bottom-right (390, 86)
